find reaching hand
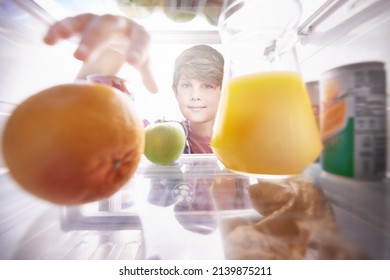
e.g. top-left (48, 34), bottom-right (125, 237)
top-left (43, 13), bottom-right (158, 93)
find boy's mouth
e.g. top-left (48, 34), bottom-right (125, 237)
top-left (188, 105), bottom-right (206, 112)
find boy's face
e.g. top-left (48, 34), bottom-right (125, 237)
top-left (175, 76), bottom-right (221, 125)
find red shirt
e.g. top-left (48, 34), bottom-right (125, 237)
top-left (179, 120), bottom-right (212, 154)
top-left (186, 126), bottom-right (212, 154)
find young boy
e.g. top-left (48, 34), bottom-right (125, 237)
top-left (171, 44), bottom-right (224, 154)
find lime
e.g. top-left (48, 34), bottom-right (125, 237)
top-left (144, 122), bottom-right (186, 165)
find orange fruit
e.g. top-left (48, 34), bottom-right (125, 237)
top-left (1, 83), bottom-right (144, 205)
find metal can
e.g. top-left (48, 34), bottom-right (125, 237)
top-left (320, 61), bottom-right (387, 180)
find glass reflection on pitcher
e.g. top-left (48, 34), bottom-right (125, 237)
top-left (211, 0), bottom-right (322, 179)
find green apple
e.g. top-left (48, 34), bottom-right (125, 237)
top-left (144, 122), bottom-right (186, 165)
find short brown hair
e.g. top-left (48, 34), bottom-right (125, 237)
top-left (172, 45), bottom-right (224, 93)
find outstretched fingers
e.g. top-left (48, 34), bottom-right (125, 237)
top-left (126, 24), bottom-right (158, 93)
top-left (43, 13), bottom-right (158, 93)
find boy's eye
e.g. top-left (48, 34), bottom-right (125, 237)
top-left (180, 83), bottom-right (191, 88)
top-left (202, 83), bottom-right (214, 89)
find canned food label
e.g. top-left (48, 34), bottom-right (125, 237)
top-left (321, 62), bottom-right (386, 180)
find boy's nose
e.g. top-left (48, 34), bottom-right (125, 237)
top-left (190, 89), bottom-right (201, 101)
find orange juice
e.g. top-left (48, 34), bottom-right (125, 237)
top-left (211, 71), bottom-right (323, 177)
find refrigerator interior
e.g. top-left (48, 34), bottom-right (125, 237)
top-left (0, 0), bottom-right (389, 260)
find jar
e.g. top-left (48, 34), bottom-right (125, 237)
top-left (86, 74), bottom-right (135, 101)
top-left (210, 0), bottom-right (323, 179)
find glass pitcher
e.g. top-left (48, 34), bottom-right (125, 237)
top-left (210, 0), bottom-right (323, 179)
